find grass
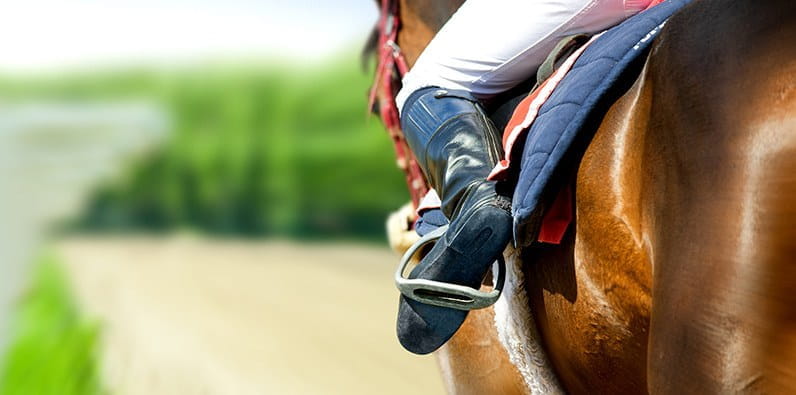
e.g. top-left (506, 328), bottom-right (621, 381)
top-left (0, 253), bottom-right (102, 395)
top-left (0, 55), bottom-right (409, 241)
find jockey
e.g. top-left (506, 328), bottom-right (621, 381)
top-left (396, 0), bottom-right (654, 354)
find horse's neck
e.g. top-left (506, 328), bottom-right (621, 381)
top-left (397, 0), bottom-right (463, 67)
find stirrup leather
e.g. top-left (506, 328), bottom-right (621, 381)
top-left (394, 225), bottom-right (505, 311)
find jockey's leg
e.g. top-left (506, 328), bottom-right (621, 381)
top-left (395, 0), bottom-right (651, 355)
top-left (397, 87), bottom-right (513, 356)
top-left (396, 0), bottom-right (652, 108)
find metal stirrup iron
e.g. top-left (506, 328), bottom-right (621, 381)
top-left (394, 225), bottom-right (505, 311)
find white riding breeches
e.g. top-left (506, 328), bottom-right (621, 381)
top-left (396, 0), bottom-right (652, 112)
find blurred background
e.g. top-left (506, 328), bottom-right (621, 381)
top-left (0, 1), bottom-right (444, 394)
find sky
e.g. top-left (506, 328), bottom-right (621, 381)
top-left (0, 0), bottom-right (378, 73)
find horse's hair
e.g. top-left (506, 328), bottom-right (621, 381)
top-left (362, 0), bottom-right (382, 71)
top-left (361, 26), bottom-right (379, 71)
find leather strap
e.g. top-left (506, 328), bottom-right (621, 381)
top-left (368, 0), bottom-right (429, 213)
top-left (534, 34), bottom-right (592, 91)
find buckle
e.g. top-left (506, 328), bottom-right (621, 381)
top-left (394, 225), bottom-right (505, 311)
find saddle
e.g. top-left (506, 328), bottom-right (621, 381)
top-left (413, 0), bottom-right (691, 249)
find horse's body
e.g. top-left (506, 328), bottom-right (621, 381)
top-left (378, 0), bottom-right (796, 393)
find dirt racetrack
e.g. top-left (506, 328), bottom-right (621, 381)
top-left (58, 236), bottom-right (445, 395)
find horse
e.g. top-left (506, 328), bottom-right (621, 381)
top-left (369, 0), bottom-right (796, 393)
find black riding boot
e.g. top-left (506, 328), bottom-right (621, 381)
top-left (397, 87), bottom-right (513, 354)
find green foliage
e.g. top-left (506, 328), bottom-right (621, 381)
top-left (1, 57), bottom-right (408, 240)
top-left (0, 254), bottom-right (102, 395)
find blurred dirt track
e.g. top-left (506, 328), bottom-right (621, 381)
top-left (58, 236), bottom-right (445, 395)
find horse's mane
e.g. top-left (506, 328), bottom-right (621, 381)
top-left (361, 27), bottom-right (379, 71)
top-left (362, 0), bottom-right (465, 71)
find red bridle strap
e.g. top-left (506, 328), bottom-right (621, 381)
top-left (369, 0), bottom-right (428, 212)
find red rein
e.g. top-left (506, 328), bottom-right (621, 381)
top-left (369, 0), bottom-right (429, 212)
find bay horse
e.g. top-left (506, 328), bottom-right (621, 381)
top-left (370, 0), bottom-right (796, 393)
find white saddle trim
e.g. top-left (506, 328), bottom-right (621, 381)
top-left (493, 247), bottom-right (564, 394)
